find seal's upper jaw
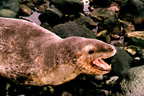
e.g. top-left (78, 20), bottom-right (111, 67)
top-left (91, 58), bottom-right (111, 71)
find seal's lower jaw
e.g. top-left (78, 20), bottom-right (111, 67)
top-left (91, 58), bottom-right (111, 71)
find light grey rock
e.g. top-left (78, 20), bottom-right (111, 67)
top-left (0, 0), bottom-right (19, 18)
top-left (112, 65), bottom-right (144, 96)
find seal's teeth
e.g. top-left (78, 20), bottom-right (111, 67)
top-left (92, 59), bottom-right (111, 71)
top-left (110, 64), bottom-right (111, 67)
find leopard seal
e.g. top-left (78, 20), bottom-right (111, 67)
top-left (0, 17), bottom-right (116, 86)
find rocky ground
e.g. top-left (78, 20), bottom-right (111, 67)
top-left (1, 0), bottom-right (144, 96)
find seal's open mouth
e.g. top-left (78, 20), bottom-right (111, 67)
top-left (92, 58), bottom-right (111, 71)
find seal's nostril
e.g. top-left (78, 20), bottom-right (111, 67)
top-left (104, 46), bottom-right (114, 52)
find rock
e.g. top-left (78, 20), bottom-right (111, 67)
top-left (98, 17), bottom-right (121, 35)
top-left (110, 47), bottom-right (133, 75)
top-left (91, 8), bottom-right (115, 21)
top-left (113, 41), bottom-right (124, 47)
top-left (106, 34), bottom-right (111, 44)
top-left (110, 34), bottom-right (120, 39)
top-left (136, 49), bottom-right (144, 65)
top-left (95, 75), bottom-right (103, 81)
top-left (19, 4), bottom-right (33, 16)
top-left (39, 5), bottom-right (63, 26)
top-left (0, 9), bottom-right (17, 18)
top-left (90, 0), bottom-right (112, 7)
top-left (120, 0), bottom-right (144, 24)
top-left (51, 22), bottom-right (96, 38)
top-left (123, 45), bottom-right (138, 55)
top-left (118, 19), bottom-right (135, 33)
top-left (120, 0), bottom-right (144, 15)
top-left (40, 22), bottom-right (52, 30)
top-left (26, 3), bottom-right (35, 9)
top-left (107, 3), bottom-right (120, 13)
top-left (96, 30), bottom-right (108, 42)
top-left (50, 0), bottom-right (84, 14)
top-left (106, 76), bottom-right (119, 87)
top-left (18, 0), bottom-right (33, 3)
top-left (74, 16), bottom-right (97, 29)
top-left (112, 65), bottom-right (144, 96)
top-left (128, 37), bottom-right (144, 49)
top-left (32, 0), bottom-right (39, 4)
top-left (36, 2), bottom-right (50, 13)
top-left (0, 0), bottom-right (19, 18)
top-left (62, 91), bottom-right (72, 96)
top-left (125, 31), bottom-right (144, 39)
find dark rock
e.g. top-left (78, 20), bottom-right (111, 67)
top-left (50, 0), bottom-right (84, 14)
top-left (110, 47), bottom-right (133, 75)
top-left (120, 0), bottom-right (144, 15)
top-left (91, 8), bottom-right (115, 21)
top-left (32, 0), bottom-right (39, 4)
top-left (120, 0), bottom-right (144, 24)
top-left (136, 49), bottom-right (144, 64)
top-left (112, 65), bottom-right (144, 96)
top-left (113, 41), bottom-right (124, 47)
top-left (36, 2), bottom-right (50, 12)
top-left (32, 0), bottom-right (48, 5)
top-left (26, 3), bottom-right (35, 9)
top-left (18, 0), bottom-right (33, 3)
top-left (90, 0), bottom-right (112, 7)
top-left (98, 17), bottom-right (119, 32)
top-left (127, 37), bottom-right (144, 49)
top-left (74, 16), bottom-right (97, 29)
top-left (39, 5), bottom-right (63, 26)
top-left (40, 22), bottom-right (52, 30)
top-left (0, 0), bottom-right (19, 18)
top-left (51, 22), bottom-right (96, 38)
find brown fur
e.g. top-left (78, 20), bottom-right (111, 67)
top-left (0, 17), bottom-right (116, 86)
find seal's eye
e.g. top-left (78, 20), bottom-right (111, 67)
top-left (88, 50), bottom-right (94, 54)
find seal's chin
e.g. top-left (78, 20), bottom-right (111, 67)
top-left (91, 58), bottom-right (111, 71)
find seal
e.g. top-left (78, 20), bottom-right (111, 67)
top-left (0, 17), bottom-right (116, 86)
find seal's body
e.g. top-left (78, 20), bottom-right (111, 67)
top-left (0, 17), bottom-right (116, 86)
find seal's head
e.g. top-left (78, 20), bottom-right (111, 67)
top-left (58, 37), bottom-right (116, 76)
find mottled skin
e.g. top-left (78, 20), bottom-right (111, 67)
top-left (0, 17), bottom-right (116, 86)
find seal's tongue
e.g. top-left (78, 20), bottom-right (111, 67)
top-left (92, 59), bottom-right (111, 71)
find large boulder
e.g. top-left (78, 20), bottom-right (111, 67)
top-left (110, 47), bottom-right (133, 75)
top-left (51, 22), bottom-right (96, 38)
top-left (112, 65), bottom-right (144, 96)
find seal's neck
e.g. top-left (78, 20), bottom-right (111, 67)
top-left (37, 64), bottom-right (81, 85)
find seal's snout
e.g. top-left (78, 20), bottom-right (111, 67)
top-left (104, 46), bottom-right (114, 52)
top-left (109, 45), bottom-right (116, 56)
top-left (103, 45), bottom-right (115, 52)
top-left (103, 45), bottom-right (116, 57)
